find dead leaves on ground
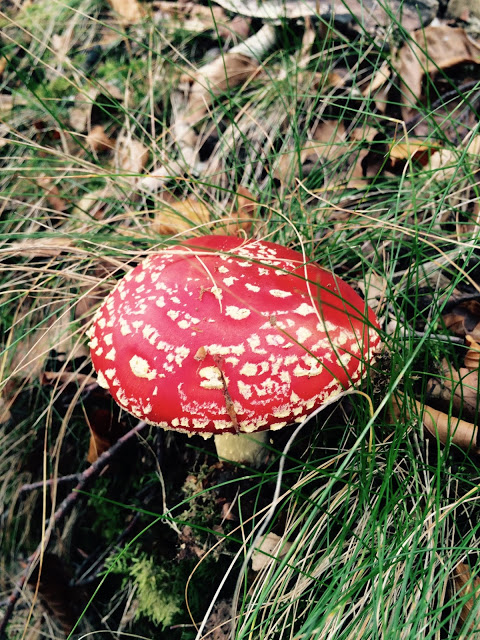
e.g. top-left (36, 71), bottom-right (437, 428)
top-left (151, 186), bottom-right (255, 236)
top-left (453, 563), bottom-right (480, 632)
top-left (396, 25), bottom-right (480, 120)
top-left (107, 0), bottom-right (147, 24)
top-left (419, 329), bottom-right (480, 454)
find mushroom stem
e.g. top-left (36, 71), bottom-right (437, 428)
top-left (214, 431), bottom-right (268, 467)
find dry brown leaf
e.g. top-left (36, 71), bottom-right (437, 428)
top-left (115, 135), bottom-right (149, 179)
top-left (453, 563), bottom-right (480, 631)
top-left (427, 360), bottom-right (480, 418)
top-left (388, 138), bottom-right (440, 168)
top-left (153, 197), bottom-right (211, 235)
top-left (203, 599), bottom-right (232, 640)
top-left (444, 300), bottom-right (480, 341)
top-left (107, 0), bottom-right (146, 23)
top-left (397, 26), bottom-right (480, 120)
top-left (447, 0), bottom-right (480, 21)
top-left (182, 52), bottom-right (259, 124)
top-left (86, 125), bottom-right (115, 153)
top-left (275, 121), bottom-right (346, 184)
top-left (363, 60), bottom-right (391, 95)
top-left (251, 532), bottom-right (292, 572)
top-left (346, 126), bottom-right (381, 190)
top-left (69, 84), bottom-right (123, 133)
top-left (415, 399), bottom-right (480, 453)
top-left (86, 403), bottom-right (129, 463)
top-left (218, 15), bottom-right (251, 41)
top-left (428, 134), bottom-right (480, 181)
top-left (37, 176), bottom-right (68, 213)
top-left (87, 429), bottom-right (111, 463)
top-left (465, 335), bottom-right (480, 370)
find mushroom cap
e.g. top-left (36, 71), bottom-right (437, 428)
top-left (89, 235), bottom-right (381, 436)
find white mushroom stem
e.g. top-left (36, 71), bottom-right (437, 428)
top-left (214, 431), bottom-right (269, 467)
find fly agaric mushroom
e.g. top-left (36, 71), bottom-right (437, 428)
top-left (88, 235), bottom-right (381, 465)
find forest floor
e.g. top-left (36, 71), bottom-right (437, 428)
top-left (3, 0), bottom-right (480, 638)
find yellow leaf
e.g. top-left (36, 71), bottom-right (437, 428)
top-left (152, 198), bottom-right (211, 235)
top-left (388, 138), bottom-right (440, 167)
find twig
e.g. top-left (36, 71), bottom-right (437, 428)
top-left (0, 420), bottom-right (148, 639)
top-left (19, 474), bottom-right (81, 493)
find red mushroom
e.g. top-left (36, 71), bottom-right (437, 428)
top-left (88, 235), bottom-right (381, 465)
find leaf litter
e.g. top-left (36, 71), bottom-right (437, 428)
top-left (3, 0), bottom-right (480, 637)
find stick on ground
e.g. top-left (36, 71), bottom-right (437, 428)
top-left (0, 420), bottom-right (148, 639)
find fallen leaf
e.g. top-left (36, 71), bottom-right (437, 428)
top-left (415, 399), bottom-right (480, 453)
top-left (447, 0), bottom-right (480, 21)
top-left (453, 563), bottom-right (480, 632)
top-left (428, 134), bottom-right (480, 181)
top-left (444, 300), bottom-right (480, 341)
top-left (275, 120), bottom-right (346, 184)
top-left (107, 0), bottom-right (146, 24)
top-left (153, 187), bottom-right (254, 236)
top-left (86, 125), bottom-right (115, 153)
top-left (388, 138), bottom-right (440, 169)
top-left (251, 532), bottom-right (292, 572)
top-left (85, 404), bottom-right (129, 463)
top-left (397, 26), bottom-right (480, 120)
top-left (363, 60), bottom-right (391, 95)
top-left (465, 335), bottom-right (480, 371)
top-left (427, 360), bottom-right (480, 418)
top-left (152, 197), bottom-right (211, 235)
top-left (138, 161), bottom-right (186, 192)
top-left (346, 126), bottom-right (383, 189)
top-left (37, 176), bottom-right (68, 213)
top-left (203, 599), bottom-right (232, 640)
top-left (69, 84), bottom-right (123, 133)
top-left (115, 135), bottom-right (149, 179)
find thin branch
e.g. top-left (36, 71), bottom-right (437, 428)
top-left (0, 420), bottom-right (148, 639)
top-left (19, 474), bottom-right (81, 493)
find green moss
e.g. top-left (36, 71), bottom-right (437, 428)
top-left (47, 76), bottom-right (73, 98)
top-left (106, 550), bottom-right (183, 629)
